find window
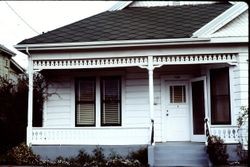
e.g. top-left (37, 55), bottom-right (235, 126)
top-left (75, 78), bottom-right (96, 126)
top-left (101, 77), bottom-right (121, 126)
top-left (170, 85), bottom-right (186, 103)
top-left (210, 67), bottom-right (231, 124)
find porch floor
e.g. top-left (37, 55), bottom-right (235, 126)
top-left (151, 142), bottom-right (211, 167)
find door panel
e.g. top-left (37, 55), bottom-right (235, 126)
top-left (165, 81), bottom-right (190, 141)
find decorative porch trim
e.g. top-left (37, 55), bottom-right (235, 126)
top-left (33, 57), bottom-right (148, 70)
top-left (153, 53), bottom-right (237, 66)
top-left (33, 53), bottom-right (237, 70)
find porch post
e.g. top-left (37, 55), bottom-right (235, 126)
top-left (148, 56), bottom-right (155, 145)
top-left (27, 54), bottom-right (33, 146)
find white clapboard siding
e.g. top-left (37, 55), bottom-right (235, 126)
top-left (232, 51), bottom-right (248, 125)
top-left (211, 11), bottom-right (248, 37)
top-left (44, 79), bottom-right (72, 127)
top-left (124, 68), bottom-right (162, 140)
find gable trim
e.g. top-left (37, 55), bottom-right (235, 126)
top-left (192, 2), bottom-right (248, 37)
top-left (108, 1), bottom-right (132, 11)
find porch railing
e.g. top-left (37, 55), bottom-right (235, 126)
top-left (31, 127), bottom-right (150, 145)
top-left (210, 125), bottom-right (239, 143)
top-left (204, 118), bottom-right (239, 143)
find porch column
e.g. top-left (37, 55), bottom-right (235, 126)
top-left (148, 56), bottom-right (155, 145)
top-left (27, 55), bottom-right (33, 146)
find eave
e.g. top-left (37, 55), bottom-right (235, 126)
top-left (15, 38), bottom-right (211, 52)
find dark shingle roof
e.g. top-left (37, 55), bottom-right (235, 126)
top-left (19, 3), bottom-right (232, 44)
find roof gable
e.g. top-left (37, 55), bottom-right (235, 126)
top-left (192, 2), bottom-right (248, 37)
top-left (18, 3), bottom-right (232, 45)
top-left (211, 10), bottom-right (248, 37)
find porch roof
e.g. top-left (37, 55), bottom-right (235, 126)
top-left (18, 3), bottom-right (231, 45)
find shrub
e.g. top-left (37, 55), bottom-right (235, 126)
top-left (6, 143), bottom-right (40, 165)
top-left (128, 147), bottom-right (148, 166)
top-left (207, 135), bottom-right (228, 165)
top-left (237, 106), bottom-right (248, 127)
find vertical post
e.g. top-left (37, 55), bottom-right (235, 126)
top-left (148, 56), bottom-right (155, 145)
top-left (27, 54), bottom-right (33, 146)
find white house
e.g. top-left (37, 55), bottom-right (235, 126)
top-left (15, 1), bottom-right (248, 163)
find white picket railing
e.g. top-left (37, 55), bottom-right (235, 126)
top-left (210, 126), bottom-right (239, 143)
top-left (31, 127), bottom-right (150, 145)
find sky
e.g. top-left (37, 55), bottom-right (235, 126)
top-left (0, 1), bottom-right (117, 69)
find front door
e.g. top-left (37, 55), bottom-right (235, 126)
top-left (165, 81), bottom-right (190, 141)
top-left (190, 77), bottom-right (207, 142)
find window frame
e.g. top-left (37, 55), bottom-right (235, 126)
top-left (75, 77), bottom-right (96, 127)
top-left (100, 76), bottom-right (122, 126)
top-left (210, 67), bottom-right (231, 125)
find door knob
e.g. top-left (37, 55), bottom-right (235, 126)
top-left (166, 113), bottom-right (169, 116)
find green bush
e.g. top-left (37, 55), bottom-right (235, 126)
top-left (128, 147), bottom-right (148, 166)
top-left (5, 143), bottom-right (40, 165)
top-left (1, 142), bottom-right (148, 166)
top-left (207, 135), bottom-right (229, 165)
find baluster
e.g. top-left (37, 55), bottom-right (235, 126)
top-left (172, 57), bottom-right (175, 62)
top-left (59, 61), bottom-right (62, 66)
top-left (180, 56), bottom-right (184, 61)
top-left (162, 57), bottom-right (166, 62)
top-left (176, 56), bottom-right (180, 62)
top-left (213, 55), bottom-right (217, 60)
top-left (218, 55), bottom-right (222, 60)
top-left (223, 129), bottom-right (227, 139)
top-left (131, 58), bottom-right (134, 64)
top-left (223, 55), bottom-right (227, 60)
top-left (122, 58), bottom-right (126, 64)
top-left (118, 59), bottom-right (121, 64)
top-left (199, 56), bottom-right (203, 61)
top-left (204, 55), bottom-right (208, 61)
top-left (190, 56), bottom-right (194, 61)
top-left (194, 56), bottom-right (198, 61)
top-left (96, 59), bottom-right (100, 65)
top-left (127, 58), bottom-right (130, 64)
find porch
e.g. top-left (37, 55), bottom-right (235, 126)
top-left (27, 53), bottom-right (239, 146)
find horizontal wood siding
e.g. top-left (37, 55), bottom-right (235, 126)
top-left (232, 52), bottom-right (248, 125)
top-left (44, 78), bottom-right (72, 127)
top-left (125, 68), bottom-right (163, 141)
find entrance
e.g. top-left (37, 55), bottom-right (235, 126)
top-left (164, 81), bottom-right (190, 141)
top-left (190, 77), bottom-right (207, 142)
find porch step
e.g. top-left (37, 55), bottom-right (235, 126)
top-left (153, 142), bottom-right (211, 167)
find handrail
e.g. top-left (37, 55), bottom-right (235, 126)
top-left (204, 118), bottom-right (211, 137)
top-left (151, 119), bottom-right (154, 145)
top-left (204, 117), bottom-right (211, 146)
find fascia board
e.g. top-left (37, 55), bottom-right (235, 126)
top-left (192, 2), bottom-right (248, 37)
top-left (14, 38), bottom-right (211, 51)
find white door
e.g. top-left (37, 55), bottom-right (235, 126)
top-left (165, 81), bottom-right (190, 141)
